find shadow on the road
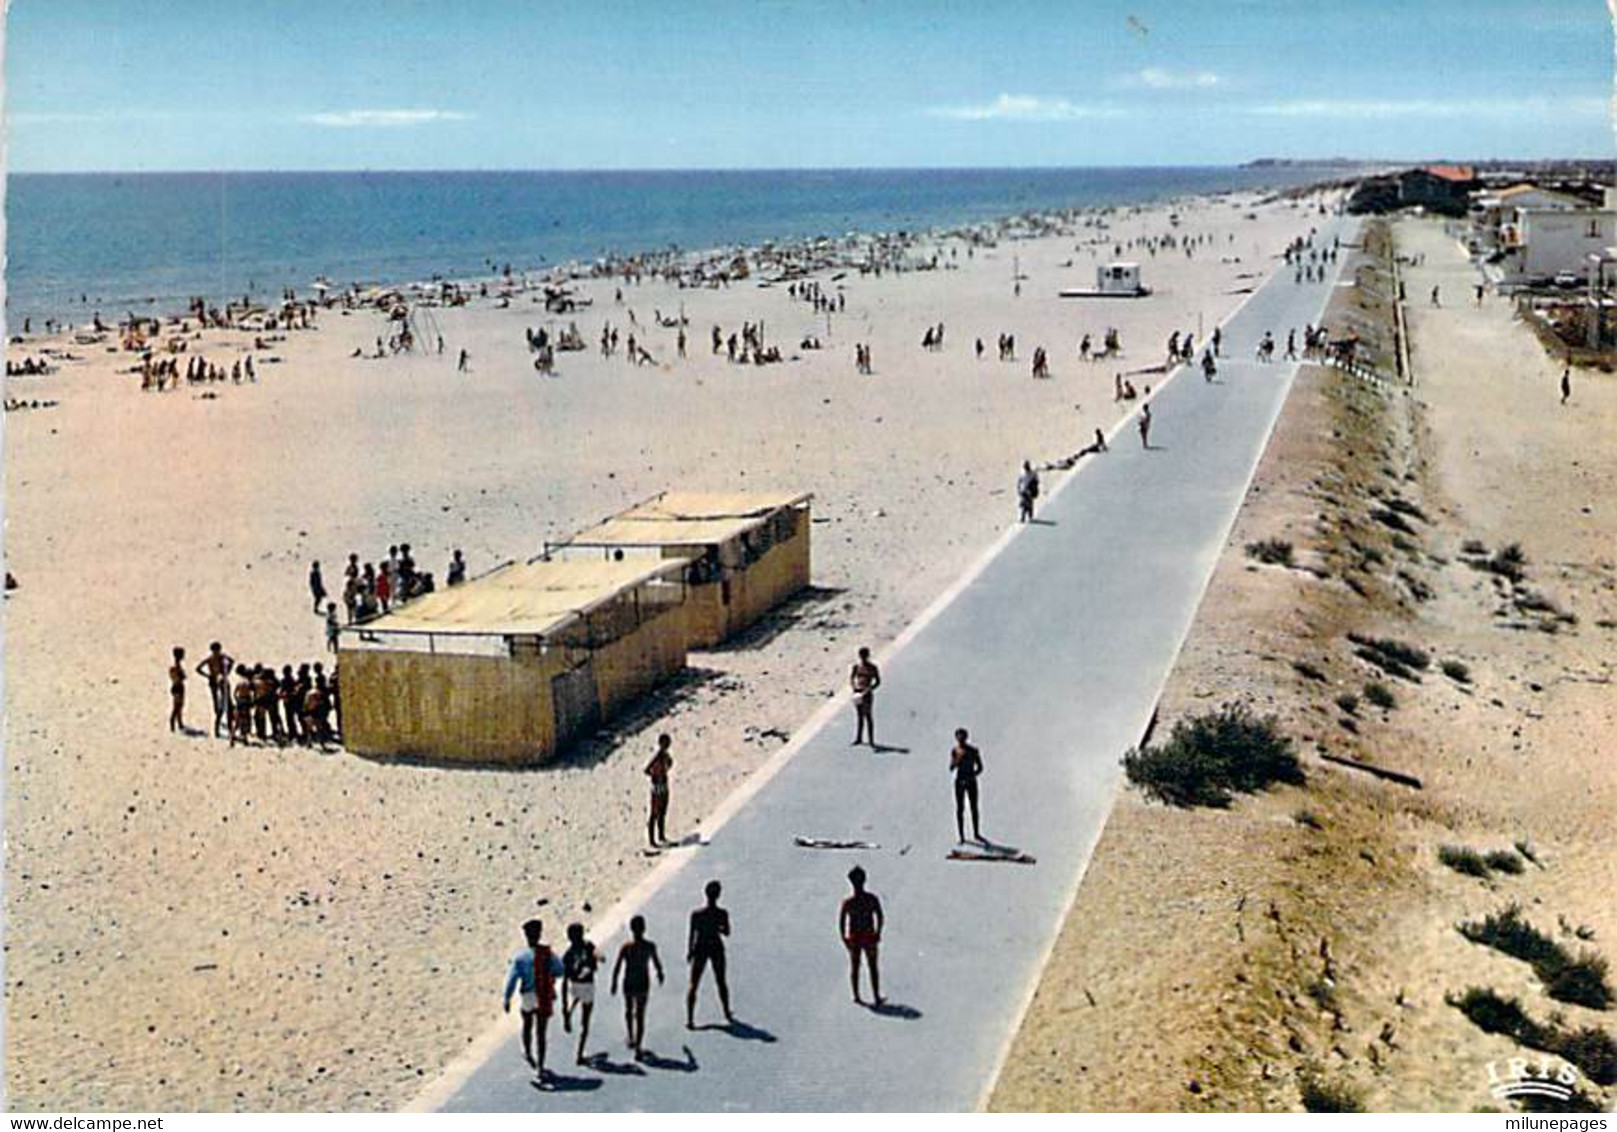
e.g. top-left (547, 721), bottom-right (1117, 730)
top-left (869, 743), bottom-right (910, 755)
top-left (532, 1073), bottom-right (604, 1094)
top-left (975, 836), bottom-right (1021, 855)
top-left (699, 1019), bottom-right (779, 1043)
top-left (585, 1054), bottom-right (646, 1076)
top-left (639, 1045), bottom-right (699, 1073)
top-left (1027, 518), bottom-right (1058, 527)
top-left (866, 1000), bottom-right (922, 1021)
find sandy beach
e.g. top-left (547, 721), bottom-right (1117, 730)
top-left (991, 216), bottom-right (1617, 1112)
top-left (3, 189), bottom-right (1331, 1110)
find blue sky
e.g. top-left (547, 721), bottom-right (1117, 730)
top-left (4, 0), bottom-right (1612, 171)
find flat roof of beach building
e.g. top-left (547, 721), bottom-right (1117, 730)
top-left (352, 557), bottom-right (685, 639)
top-left (562, 490), bottom-right (813, 550)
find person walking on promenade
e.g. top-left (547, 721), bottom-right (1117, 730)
top-left (1561, 366), bottom-right (1572, 405)
top-left (561, 923), bottom-right (600, 1066)
top-left (612, 915), bottom-right (664, 1059)
top-left (167, 646), bottom-right (188, 733)
top-left (850, 647), bottom-right (882, 746)
top-left (503, 918), bottom-right (563, 1078)
top-left (950, 727), bottom-right (984, 843)
top-left (686, 880), bottom-right (735, 1028)
top-left (645, 734), bottom-right (674, 847)
top-left (1017, 461), bottom-right (1040, 523)
top-left (1138, 402), bottom-right (1153, 450)
top-left (325, 602), bottom-right (341, 655)
top-left (840, 867), bottom-right (885, 1006)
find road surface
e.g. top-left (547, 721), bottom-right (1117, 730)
top-left (429, 215), bottom-right (1357, 1112)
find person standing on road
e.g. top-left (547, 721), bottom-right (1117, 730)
top-left (561, 922), bottom-right (600, 1066)
top-left (850, 647), bottom-right (882, 747)
top-left (1561, 366), bottom-right (1572, 405)
top-left (1138, 402), bottom-right (1153, 449)
top-left (611, 915), bottom-right (664, 1059)
top-left (503, 918), bottom-right (563, 1078)
top-left (686, 880), bottom-right (735, 1028)
top-left (645, 734), bottom-right (674, 847)
top-left (950, 727), bottom-right (984, 843)
top-left (1017, 461), bottom-right (1040, 523)
top-left (840, 867), bottom-right (885, 1006)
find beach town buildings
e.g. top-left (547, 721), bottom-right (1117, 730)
top-left (1348, 165), bottom-right (1477, 217)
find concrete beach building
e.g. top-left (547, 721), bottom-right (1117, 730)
top-left (550, 491), bottom-right (813, 648)
top-left (338, 558), bottom-right (688, 764)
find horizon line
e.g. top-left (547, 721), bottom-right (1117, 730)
top-left (4, 159), bottom-right (1401, 177)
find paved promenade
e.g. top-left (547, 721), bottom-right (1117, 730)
top-left (430, 216), bottom-right (1357, 1112)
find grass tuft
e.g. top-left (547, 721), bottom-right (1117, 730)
top-left (1246, 538), bottom-right (1295, 567)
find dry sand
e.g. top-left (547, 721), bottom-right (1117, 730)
top-left (991, 216), bottom-right (1617, 1112)
top-left (3, 191), bottom-right (1322, 1110)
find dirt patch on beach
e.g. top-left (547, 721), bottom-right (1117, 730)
top-left (992, 217), bottom-right (1617, 1112)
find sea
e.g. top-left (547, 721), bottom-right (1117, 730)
top-left (3, 166), bottom-right (1336, 328)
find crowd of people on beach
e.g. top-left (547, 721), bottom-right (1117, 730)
top-left (309, 543), bottom-right (467, 628)
top-left (6, 356), bottom-right (53, 376)
top-left (167, 643), bottom-right (341, 748)
top-left (138, 352), bottom-right (256, 391)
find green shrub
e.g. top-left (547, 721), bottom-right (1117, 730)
top-left (1449, 987), bottom-right (1534, 1037)
top-left (1556, 1026), bottom-right (1617, 1087)
top-left (1122, 704), bottom-right (1304, 808)
top-left (1293, 659), bottom-right (1328, 682)
top-left (1459, 905), bottom-right (1614, 1011)
top-left (1482, 543), bottom-right (1528, 583)
top-left (1335, 693), bottom-right (1359, 715)
top-left (1363, 681), bottom-right (1397, 710)
top-left (1349, 633), bottom-right (1431, 681)
top-left (1299, 1075), bottom-right (1364, 1113)
top-left (1545, 954), bottom-right (1614, 1012)
top-left (1438, 845), bottom-right (1490, 878)
top-left (1483, 849), bottom-right (1524, 875)
top-left (1246, 538), bottom-right (1295, 566)
top-left (1442, 659), bottom-right (1472, 684)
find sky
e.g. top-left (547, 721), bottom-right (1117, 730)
top-left (3, 0), bottom-right (1613, 172)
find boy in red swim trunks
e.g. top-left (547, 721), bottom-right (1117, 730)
top-left (839, 866), bottom-right (885, 1006)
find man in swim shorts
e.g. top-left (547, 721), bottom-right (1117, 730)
top-left (686, 880), bottom-right (735, 1028)
top-left (839, 866), bottom-right (885, 1006)
top-left (503, 918), bottom-right (563, 1078)
top-left (611, 915), bottom-right (664, 1058)
top-left (561, 922), bottom-right (600, 1066)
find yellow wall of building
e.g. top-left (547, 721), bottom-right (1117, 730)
top-left (685, 521), bottom-right (811, 648)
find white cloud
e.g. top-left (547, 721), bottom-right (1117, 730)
top-left (928, 94), bottom-right (1125, 122)
top-left (300, 109), bottom-right (473, 128)
top-left (1248, 96), bottom-right (1606, 120)
top-left (1129, 67), bottom-right (1223, 90)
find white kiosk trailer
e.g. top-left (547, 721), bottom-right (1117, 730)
top-left (1060, 261), bottom-right (1150, 299)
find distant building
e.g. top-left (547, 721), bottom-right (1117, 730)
top-left (1397, 166), bottom-right (1477, 215)
top-left (1471, 183), bottom-right (1588, 256)
top-left (1348, 165), bottom-right (1477, 217)
top-left (1496, 205), bottom-right (1617, 287)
